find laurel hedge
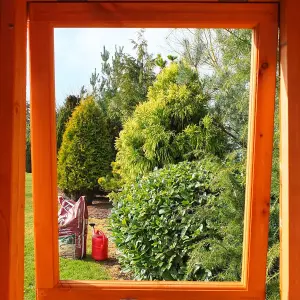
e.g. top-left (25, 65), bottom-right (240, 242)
top-left (110, 158), bottom-right (244, 280)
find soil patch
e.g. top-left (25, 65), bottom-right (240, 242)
top-left (88, 205), bottom-right (131, 280)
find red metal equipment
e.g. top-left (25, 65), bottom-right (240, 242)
top-left (90, 225), bottom-right (108, 261)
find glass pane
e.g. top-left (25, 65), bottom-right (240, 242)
top-left (54, 28), bottom-right (251, 282)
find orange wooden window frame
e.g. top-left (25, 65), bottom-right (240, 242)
top-left (29, 2), bottom-right (278, 300)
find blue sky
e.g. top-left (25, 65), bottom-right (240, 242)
top-left (54, 28), bottom-right (173, 106)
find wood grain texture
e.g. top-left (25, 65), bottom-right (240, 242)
top-left (26, 0), bottom-right (280, 3)
top-left (29, 2), bottom-right (278, 28)
top-left (0, 1), bottom-right (27, 300)
top-left (280, 0), bottom-right (300, 299)
top-left (243, 19), bottom-right (278, 294)
top-left (29, 2), bottom-right (278, 299)
top-left (30, 22), bottom-right (59, 290)
top-left (37, 286), bottom-right (261, 300)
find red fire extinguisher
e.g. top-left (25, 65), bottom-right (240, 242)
top-left (89, 223), bottom-right (108, 261)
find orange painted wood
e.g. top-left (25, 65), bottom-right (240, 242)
top-left (29, 2), bottom-right (278, 299)
top-left (59, 280), bottom-right (244, 289)
top-left (40, 281), bottom-right (249, 299)
top-left (29, 2), bottom-right (277, 28)
top-left (280, 0), bottom-right (300, 299)
top-left (0, 1), bottom-right (27, 300)
top-left (26, 0), bottom-right (280, 2)
top-left (37, 287), bottom-right (261, 300)
top-left (30, 22), bottom-right (59, 289)
top-left (243, 19), bottom-right (278, 294)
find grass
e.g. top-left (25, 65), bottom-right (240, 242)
top-left (24, 173), bottom-right (111, 300)
top-left (24, 173), bottom-right (35, 300)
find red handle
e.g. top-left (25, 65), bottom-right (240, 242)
top-left (95, 230), bottom-right (106, 238)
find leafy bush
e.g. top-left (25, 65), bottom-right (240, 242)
top-left (110, 158), bottom-right (244, 280)
top-left (58, 97), bottom-right (113, 199)
top-left (114, 62), bottom-right (229, 182)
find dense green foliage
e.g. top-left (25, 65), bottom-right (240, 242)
top-left (26, 101), bottom-right (31, 173)
top-left (110, 29), bottom-right (279, 298)
top-left (186, 157), bottom-right (245, 281)
top-left (26, 139), bottom-right (31, 173)
top-left (114, 62), bottom-right (229, 182)
top-left (171, 29), bottom-right (251, 149)
top-left (57, 98), bottom-right (113, 199)
top-left (90, 31), bottom-right (157, 190)
top-left (110, 159), bottom-right (244, 280)
top-left (56, 94), bottom-right (81, 152)
top-left (90, 30), bottom-right (156, 136)
top-left (210, 29), bottom-right (279, 297)
top-left (172, 28), bottom-right (279, 297)
top-left (47, 28), bottom-right (278, 297)
top-left (266, 88), bottom-right (280, 299)
top-left (205, 30), bottom-right (251, 149)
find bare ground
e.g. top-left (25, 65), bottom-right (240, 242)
top-left (88, 201), bottom-right (131, 280)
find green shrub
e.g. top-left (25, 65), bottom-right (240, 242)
top-left (56, 95), bottom-right (81, 153)
top-left (110, 158), bottom-right (244, 280)
top-left (98, 173), bottom-right (122, 192)
top-left (186, 158), bottom-right (245, 281)
top-left (114, 63), bottom-right (229, 183)
top-left (266, 241), bottom-right (279, 299)
top-left (26, 138), bottom-right (31, 173)
top-left (26, 100), bottom-right (32, 173)
top-left (58, 97), bottom-right (113, 198)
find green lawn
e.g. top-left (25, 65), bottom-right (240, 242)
top-left (24, 173), bottom-right (111, 300)
top-left (24, 173), bottom-right (35, 300)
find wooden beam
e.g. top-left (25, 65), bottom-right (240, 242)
top-left (30, 21), bottom-right (59, 290)
top-left (0, 1), bottom-right (27, 300)
top-left (29, 2), bottom-right (277, 28)
top-left (26, 0), bottom-right (280, 3)
top-left (280, 0), bottom-right (300, 299)
top-left (30, 2), bottom-right (277, 299)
